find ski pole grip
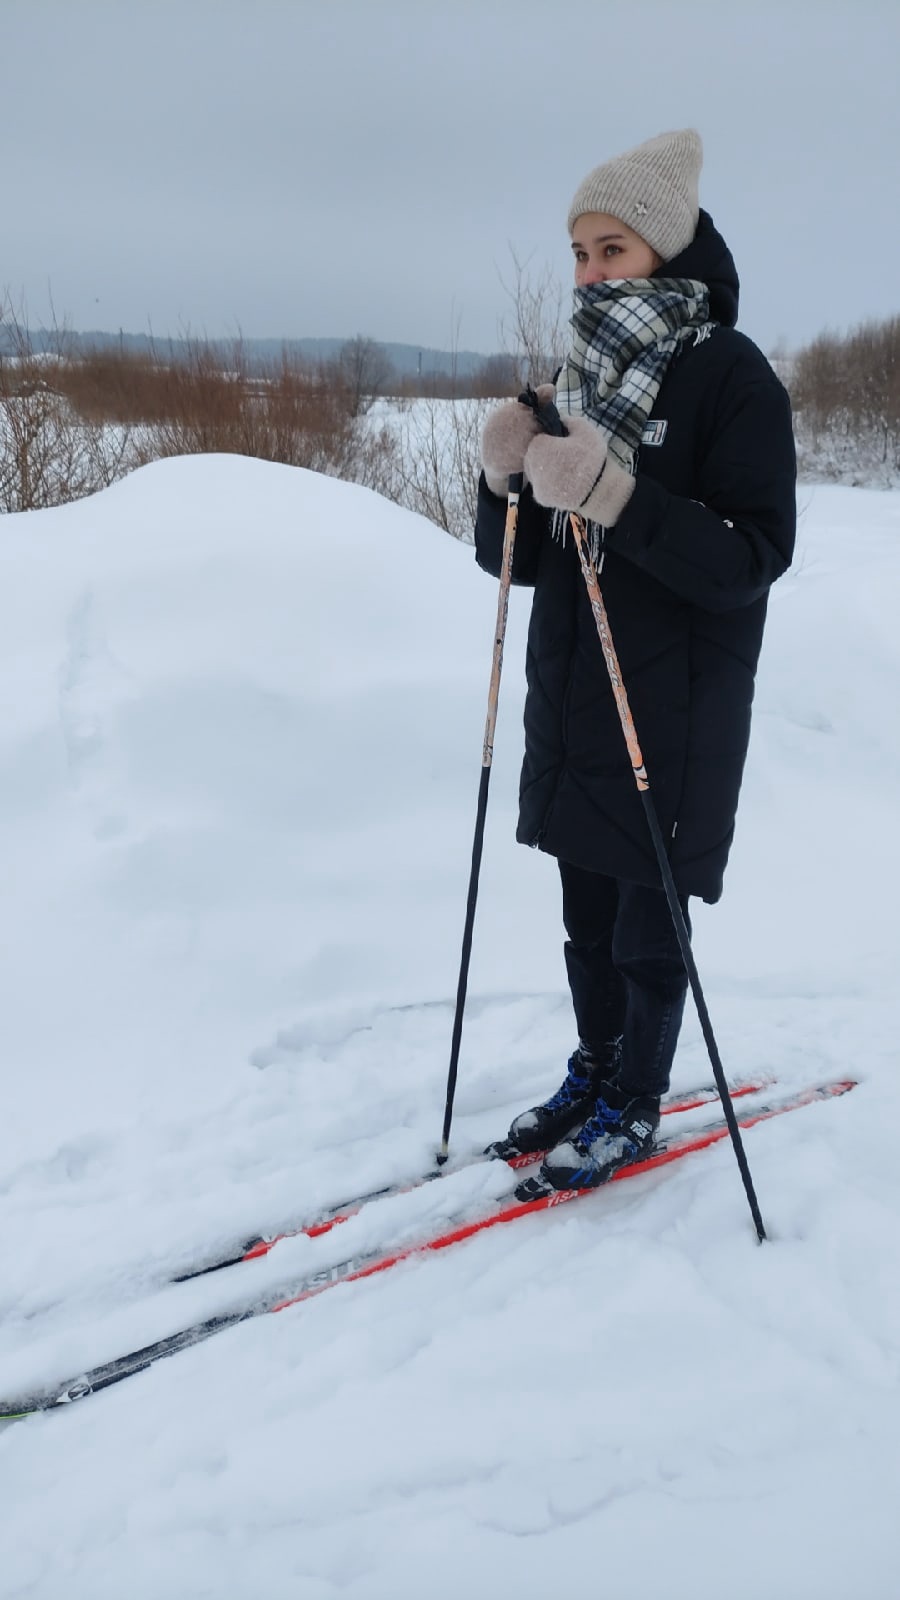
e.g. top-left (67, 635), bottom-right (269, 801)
top-left (519, 385), bottom-right (567, 438)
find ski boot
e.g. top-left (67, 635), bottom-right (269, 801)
top-left (538, 1080), bottom-right (661, 1189)
top-left (487, 1040), bottom-right (622, 1159)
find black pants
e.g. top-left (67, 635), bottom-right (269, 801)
top-left (559, 860), bottom-right (690, 1098)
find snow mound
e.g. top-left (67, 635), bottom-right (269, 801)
top-left (1, 459), bottom-right (899, 1600)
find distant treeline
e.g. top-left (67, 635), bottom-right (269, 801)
top-left (0, 325), bottom-right (494, 387)
top-left (2, 296), bottom-right (898, 525)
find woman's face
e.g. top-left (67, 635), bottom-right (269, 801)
top-left (570, 212), bottom-right (663, 286)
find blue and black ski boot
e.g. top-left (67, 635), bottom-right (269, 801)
top-left (539, 1081), bottom-right (661, 1188)
top-left (489, 1040), bottom-right (622, 1157)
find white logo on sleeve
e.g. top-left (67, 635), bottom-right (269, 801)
top-left (641, 420), bottom-right (668, 446)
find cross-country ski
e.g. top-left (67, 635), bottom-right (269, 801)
top-left (0, 1081), bottom-right (854, 1420)
top-left (172, 1076), bottom-right (769, 1284)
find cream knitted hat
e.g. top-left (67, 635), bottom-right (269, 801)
top-left (567, 129), bottom-right (703, 262)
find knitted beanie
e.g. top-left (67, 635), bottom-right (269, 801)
top-left (567, 129), bottom-right (703, 262)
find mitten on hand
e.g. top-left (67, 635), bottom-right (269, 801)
top-left (480, 384), bottom-right (556, 496)
top-left (524, 415), bottom-right (635, 527)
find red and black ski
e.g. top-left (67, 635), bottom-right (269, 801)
top-left (172, 1076), bottom-right (769, 1284)
top-left (0, 1079), bottom-right (854, 1420)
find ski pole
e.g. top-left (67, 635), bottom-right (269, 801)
top-left (437, 471), bottom-right (523, 1164)
top-left (568, 509), bottom-right (766, 1241)
top-left (520, 386), bottom-right (766, 1243)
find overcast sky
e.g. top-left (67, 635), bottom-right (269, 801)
top-left (3, 0), bottom-right (898, 356)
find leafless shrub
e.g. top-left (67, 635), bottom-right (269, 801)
top-left (789, 315), bottom-right (900, 485)
top-left (390, 396), bottom-right (490, 541)
top-left (337, 336), bottom-right (395, 416)
top-left (470, 352), bottom-right (521, 398)
top-left (381, 253), bottom-right (569, 538)
top-left (0, 295), bottom-right (138, 512)
top-left (499, 247), bottom-right (568, 387)
top-left (53, 344), bottom-right (169, 425)
top-left (139, 340), bottom-right (343, 468)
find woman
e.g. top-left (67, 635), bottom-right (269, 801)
top-left (475, 129), bottom-right (796, 1189)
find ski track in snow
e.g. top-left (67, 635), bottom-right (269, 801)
top-left (0, 459), bottom-right (899, 1599)
top-left (58, 588), bottom-right (135, 842)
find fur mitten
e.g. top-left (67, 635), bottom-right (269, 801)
top-left (524, 415), bottom-right (635, 526)
top-left (480, 385), bottom-right (556, 496)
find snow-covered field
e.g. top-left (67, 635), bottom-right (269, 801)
top-left (1, 458), bottom-right (898, 1598)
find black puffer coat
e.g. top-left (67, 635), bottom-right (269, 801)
top-left (474, 212), bottom-right (796, 904)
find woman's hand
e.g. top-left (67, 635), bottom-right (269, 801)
top-left (525, 416), bottom-right (635, 527)
top-left (480, 386), bottom-right (555, 496)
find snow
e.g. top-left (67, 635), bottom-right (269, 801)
top-left (1, 457), bottom-right (899, 1599)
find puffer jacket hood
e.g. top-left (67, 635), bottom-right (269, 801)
top-left (661, 209), bottom-right (740, 327)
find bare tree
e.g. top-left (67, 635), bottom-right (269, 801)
top-left (0, 294), bottom-right (130, 512)
top-left (499, 247), bottom-right (569, 387)
top-left (471, 352), bottom-right (521, 397)
top-left (392, 396), bottom-right (490, 541)
top-left (789, 314), bottom-right (900, 484)
top-left (338, 335), bottom-right (395, 415)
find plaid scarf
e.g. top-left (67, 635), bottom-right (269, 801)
top-left (554, 277), bottom-right (712, 472)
